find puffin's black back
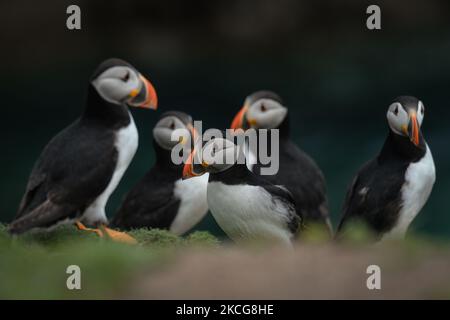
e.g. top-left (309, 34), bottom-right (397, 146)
top-left (338, 129), bottom-right (427, 237)
top-left (251, 113), bottom-right (330, 229)
top-left (111, 111), bottom-right (194, 230)
top-left (111, 141), bottom-right (183, 230)
top-left (9, 59), bottom-right (133, 234)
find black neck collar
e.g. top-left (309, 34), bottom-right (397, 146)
top-left (276, 115), bottom-right (290, 139)
top-left (153, 140), bottom-right (183, 174)
top-left (379, 129), bottom-right (426, 163)
top-left (81, 85), bottom-right (131, 129)
top-left (209, 163), bottom-right (251, 185)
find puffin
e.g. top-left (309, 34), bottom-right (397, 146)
top-left (183, 135), bottom-right (300, 246)
top-left (230, 91), bottom-right (332, 234)
top-left (8, 58), bottom-right (158, 243)
top-left (111, 111), bottom-right (209, 235)
top-left (337, 96), bottom-right (435, 241)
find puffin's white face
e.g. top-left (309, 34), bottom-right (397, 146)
top-left (92, 66), bottom-right (157, 109)
top-left (182, 137), bottom-right (239, 178)
top-left (231, 97), bottom-right (288, 130)
top-left (202, 138), bottom-right (238, 173)
top-left (153, 115), bottom-right (190, 150)
top-left (246, 98), bottom-right (288, 129)
top-left (387, 99), bottom-right (424, 146)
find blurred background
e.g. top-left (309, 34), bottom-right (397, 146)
top-left (0, 0), bottom-right (449, 239)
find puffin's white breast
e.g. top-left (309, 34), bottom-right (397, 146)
top-left (207, 181), bottom-right (293, 246)
top-left (170, 173), bottom-right (209, 235)
top-left (82, 112), bottom-right (139, 224)
top-left (244, 141), bottom-right (257, 172)
top-left (384, 144), bottom-right (436, 239)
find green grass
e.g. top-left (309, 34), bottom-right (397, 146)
top-left (1, 221), bottom-right (449, 299)
top-left (0, 223), bottom-right (219, 299)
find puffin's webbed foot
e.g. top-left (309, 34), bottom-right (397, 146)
top-left (75, 221), bottom-right (103, 237)
top-left (74, 221), bottom-right (137, 244)
top-left (99, 225), bottom-right (137, 244)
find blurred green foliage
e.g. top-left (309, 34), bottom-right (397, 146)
top-left (1, 221), bottom-right (450, 299)
top-left (0, 223), bottom-right (219, 299)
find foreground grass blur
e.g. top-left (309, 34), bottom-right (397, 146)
top-left (0, 223), bottom-right (218, 299)
top-left (1, 222), bottom-right (449, 299)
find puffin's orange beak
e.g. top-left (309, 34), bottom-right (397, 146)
top-left (187, 123), bottom-right (198, 143)
top-left (182, 158), bottom-right (194, 180)
top-left (408, 112), bottom-right (420, 146)
top-left (183, 148), bottom-right (200, 180)
top-left (230, 104), bottom-right (248, 129)
top-left (132, 74), bottom-right (158, 110)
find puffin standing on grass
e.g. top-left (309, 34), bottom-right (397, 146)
top-left (230, 91), bottom-right (331, 234)
top-left (183, 135), bottom-right (300, 246)
top-left (337, 96), bottom-right (435, 240)
top-left (8, 58), bottom-right (158, 243)
top-left (111, 111), bottom-right (209, 235)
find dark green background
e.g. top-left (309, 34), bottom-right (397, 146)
top-left (1, 0), bottom-right (449, 238)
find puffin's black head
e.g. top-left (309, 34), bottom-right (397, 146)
top-left (90, 58), bottom-right (158, 110)
top-left (387, 96), bottom-right (425, 147)
top-left (153, 111), bottom-right (197, 151)
top-left (230, 90), bottom-right (287, 130)
top-left (182, 133), bottom-right (241, 179)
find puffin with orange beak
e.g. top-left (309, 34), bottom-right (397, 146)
top-left (231, 91), bottom-right (331, 235)
top-left (111, 111), bottom-right (209, 235)
top-left (8, 58), bottom-right (158, 243)
top-left (337, 96), bottom-right (435, 241)
top-left (183, 134), bottom-right (300, 246)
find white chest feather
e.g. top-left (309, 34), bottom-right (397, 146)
top-left (385, 145), bottom-right (436, 239)
top-left (207, 181), bottom-right (293, 246)
top-left (169, 173), bottom-right (209, 235)
top-left (244, 141), bottom-right (257, 172)
top-left (83, 113), bottom-right (139, 224)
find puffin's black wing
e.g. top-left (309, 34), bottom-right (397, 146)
top-left (16, 171), bottom-right (47, 219)
top-left (254, 140), bottom-right (329, 225)
top-left (10, 120), bottom-right (118, 234)
top-left (244, 169), bottom-right (300, 235)
top-left (111, 169), bottom-right (180, 230)
top-left (337, 159), bottom-right (405, 236)
top-left (262, 184), bottom-right (300, 234)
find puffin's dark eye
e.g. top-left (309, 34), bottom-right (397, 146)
top-left (121, 71), bottom-right (130, 82)
top-left (169, 122), bottom-right (175, 130)
top-left (393, 105), bottom-right (399, 116)
top-left (421, 106), bottom-right (425, 114)
top-left (260, 104), bottom-right (267, 112)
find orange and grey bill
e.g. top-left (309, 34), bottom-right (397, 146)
top-left (410, 113), bottom-right (420, 146)
top-left (183, 144), bottom-right (207, 179)
top-left (183, 150), bottom-right (197, 179)
top-left (230, 104), bottom-right (248, 129)
top-left (138, 74), bottom-right (158, 110)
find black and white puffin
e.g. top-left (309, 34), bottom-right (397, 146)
top-left (337, 96), bottom-right (435, 240)
top-left (183, 135), bottom-right (300, 246)
top-left (111, 111), bottom-right (209, 234)
top-left (230, 91), bottom-right (331, 234)
top-left (8, 58), bottom-right (158, 243)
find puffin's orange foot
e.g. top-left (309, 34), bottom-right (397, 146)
top-left (75, 221), bottom-right (102, 237)
top-left (100, 225), bottom-right (137, 244)
top-left (75, 222), bottom-right (136, 244)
